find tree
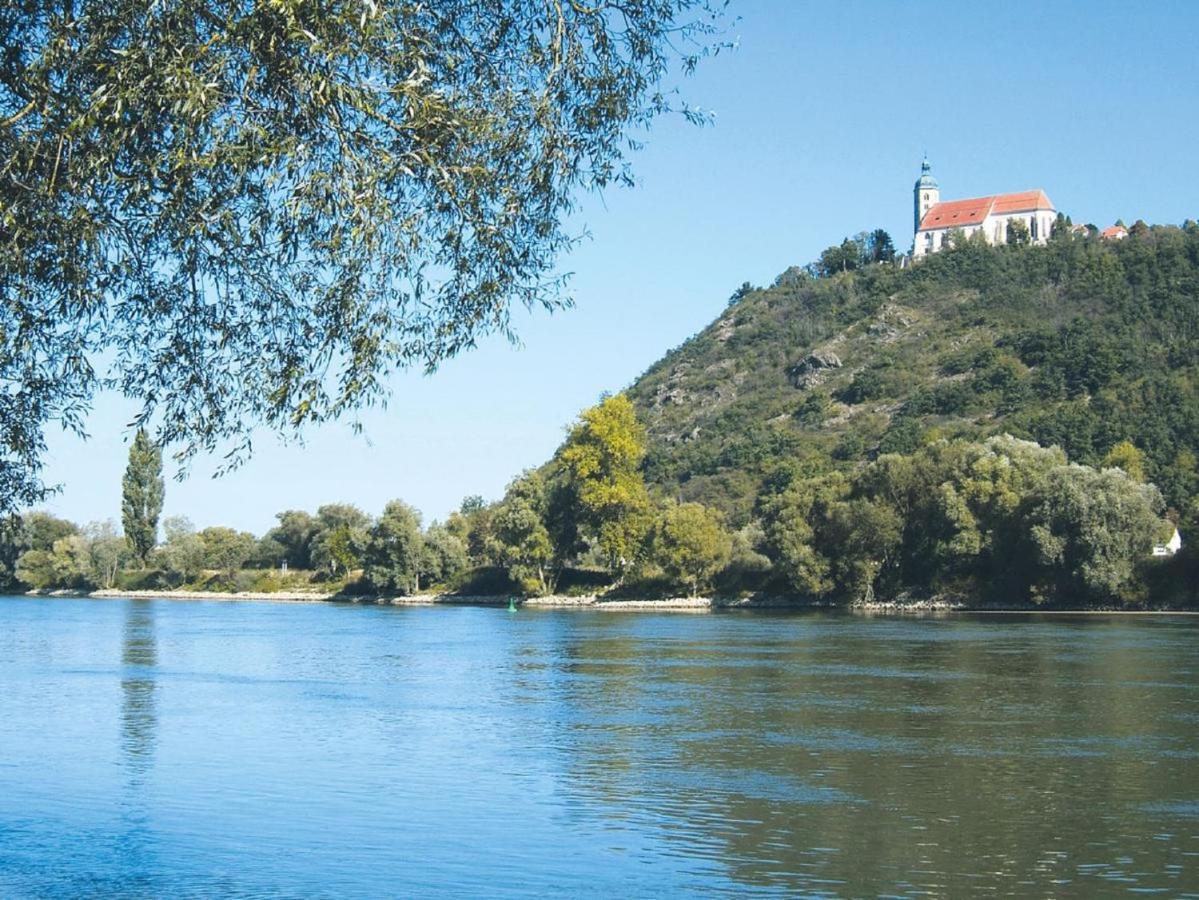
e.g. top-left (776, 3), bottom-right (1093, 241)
top-left (1023, 465), bottom-right (1164, 603)
top-left (21, 512), bottom-right (78, 552)
top-left (559, 395), bottom-right (653, 578)
top-left (1, 512), bottom-right (78, 588)
top-left (16, 534), bottom-right (90, 589)
top-left (198, 527), bottom-right (257, 575)
top-left (795, 392), bottom-right (832, 427)
top-left (264, 511), bottom-right (319, 570)
top-left (867, 229), bottom-right (896, 263)
top-left (121, 429), bottom-right (164, 564)
top-left (652, 503), bottom-right (732, 597)
top-left (420, 525), bottom-right (469, 589)
top-left (723, 522), bottom-right (774, 587)
top-left (83, 521), bottom-right (130, 589)
top-left (728, 282), bottom-right (759, 306)
top-left (0, 516), bottom-right (24, 588)
top-left (1176, 497), bottom-right (1199, 598)
top-left (248, 535), bottom-right (288, 570)
top-left (309, 504), bottom-right (371, 576)
top-left (1102, 440), bottom-right (1147, 483)
top-left (817, 238), bottom-right (864, 276)
top-left (1006, 218), bottom-right (1031, 246)
top-left (491, 472), bottom-right (556, 594)
top-left (363, 501), bottom-right (425, 594)
top-left (445, 502), bottom-right (496, 567)
top-left (822, 498), bottom-right (902, 603)
top-left (765, 473), bottom-right (849, 598)
top-left (1050, 212), bottom-right (1073, 241)
top-left (0, 0), bottom-right (727, 513)
top-left (487, 469), bottom-right (582, 593)
top-left (155, 516), bottom-right (206, 585)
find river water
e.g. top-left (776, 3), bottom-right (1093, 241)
top-left (1, 595), bottom-right (1196, 897)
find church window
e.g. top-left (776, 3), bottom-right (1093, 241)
top-left (1030, 216), bottom-right (1037, 239)
top-left (923, 193), bottom-right (928, 202)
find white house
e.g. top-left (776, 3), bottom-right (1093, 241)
top-left (912, 159), bottom-right (1058, 258)
top-left (1153, 528), bottom-right (1183, 557)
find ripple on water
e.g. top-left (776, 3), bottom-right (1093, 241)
top-left (1, 597), bottom-right (1197, 897)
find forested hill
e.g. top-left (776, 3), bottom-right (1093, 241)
top-left (627, 224), bottom-right (1199, 524)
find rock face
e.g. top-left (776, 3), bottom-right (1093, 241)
top-left (786, 351), bottom-right (842, 388)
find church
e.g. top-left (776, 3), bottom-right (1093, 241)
top-left (912, 159), bottom-right (1057, 257)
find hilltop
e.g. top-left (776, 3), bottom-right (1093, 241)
top-left (626, 225), bottom-right (1199, 525)
top-left (7, 225), bottom-right (1197, 608)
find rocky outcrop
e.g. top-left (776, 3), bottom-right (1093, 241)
top-left (786, 350), bottom-right (842, 388)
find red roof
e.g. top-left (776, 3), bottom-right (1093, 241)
top-left (919, 189), bottom-right (1055, 231)
top-left (1100, 224), bottom-right (1128, 239)
top-left (991, 190), bottom-right (1054, 215)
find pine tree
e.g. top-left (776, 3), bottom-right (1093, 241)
top-left (121, 430), bottom-right (164, 565)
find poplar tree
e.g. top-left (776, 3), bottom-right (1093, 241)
top-left (121, 429), bottom-right (164, 565)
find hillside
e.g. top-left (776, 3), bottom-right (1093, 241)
top-left (626, 225), bottom-right (1199, 526)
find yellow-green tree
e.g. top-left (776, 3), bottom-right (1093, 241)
top-left (653, 503), bottom-right (732, 597)
top-left (559, 395), bottom-right (652, 579)
top-left (1102, 440), bottom-right (1147, 483)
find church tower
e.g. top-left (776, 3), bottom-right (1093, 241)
top-left (914, 157), bottom-right (939, 235)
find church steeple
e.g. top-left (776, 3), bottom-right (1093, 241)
top-left (914, 156), bottom-right (940, 235)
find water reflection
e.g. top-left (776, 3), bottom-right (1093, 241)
top-left (1, 599), bottom-right (1196, 896)
top-left (547, 614), bottom-right (1199, 895)
top-left (120, 599), bottom-right (158, 778)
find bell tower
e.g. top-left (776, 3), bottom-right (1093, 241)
top-left (914, 157), bottom-right (940, 235)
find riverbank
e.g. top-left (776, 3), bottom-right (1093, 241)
top-left (23, 588), bottom-right (1198, 613)
top-left (41, 588), bottom-right (839, 610)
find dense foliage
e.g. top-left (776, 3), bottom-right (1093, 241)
top-left (762, 436), bottom-right (1168, 605)
top-left (629, 224), bottom-right (1199, 524)
top-left (0, 0), bottom-right (727, 511)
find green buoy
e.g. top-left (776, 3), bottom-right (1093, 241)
top-left (507, 597), bottom-right (518, 612)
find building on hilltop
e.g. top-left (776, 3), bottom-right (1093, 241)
top-left (912, 158), bottom-right (1057, 258)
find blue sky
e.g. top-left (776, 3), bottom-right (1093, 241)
top-left (40, 0), bottom-right (1199, 534)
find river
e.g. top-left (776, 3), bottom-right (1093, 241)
top-left (1, 595), bottom-right (1196, 896)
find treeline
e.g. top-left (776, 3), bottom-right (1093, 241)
top-left (7, 223), bottom-right (1198, 607)
top-left (762, 435), bottom-right (1188, 606)
top-left (0, 502), bottom-right (469, 596)
top-left (3, 396), bottom-right (1192, 606)
top-left (478, 402), bottom-right (1190, 606)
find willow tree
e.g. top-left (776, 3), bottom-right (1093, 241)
top-left (0, 0), bottom-right (727, 511)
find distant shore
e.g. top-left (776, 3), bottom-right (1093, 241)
top-left (18, 588), bottom-right (1197, 614)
